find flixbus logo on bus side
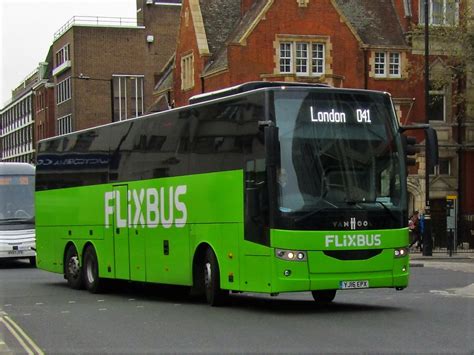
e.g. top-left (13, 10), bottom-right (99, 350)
top-left (325, 234), bottom-right (381, 248)
top-left (104, 186), bottom-right (187, 229)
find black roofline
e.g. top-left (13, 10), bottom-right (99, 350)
top-left (189, 81), bottom-right (331, 105)
top-left (38, 82), bottom-right (392, 144)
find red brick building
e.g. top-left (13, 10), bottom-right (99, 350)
top-left (33, 55), bottom-right (56, 143)
top-left (155, 0), bottom-right (473, 248)
top-left (407, 0), bottom-right (474, 248)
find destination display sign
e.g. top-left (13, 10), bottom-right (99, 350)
top-left (0, 176), bottom-right (31, 186)
top-left (310, 106), bottom-right (372, 124)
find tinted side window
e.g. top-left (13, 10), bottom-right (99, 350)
top-left (36, 129), bottom-right (109, 190)
top-left (188, 95), bottom-right (266, 175)
top-left (121, 112), bottom-right (189, 180)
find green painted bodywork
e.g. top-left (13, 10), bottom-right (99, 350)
top-left (36, 170), bottom-right (409, 294)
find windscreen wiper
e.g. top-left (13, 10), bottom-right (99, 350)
top-left (0, 217), bottom-right (34, 225)
top-left (293, 199), bottom-right (338, 224)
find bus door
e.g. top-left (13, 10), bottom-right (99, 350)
top-left (113, 185), bottom-right (130, 280)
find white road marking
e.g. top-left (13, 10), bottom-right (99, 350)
top-left (1, 315), bottom-right (44, 354)
top-left (422, 261), bottom-right (474, 273)
top-left (430, 283), bottom-right (474, 298)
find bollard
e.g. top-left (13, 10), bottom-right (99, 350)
top-left (447, 229), bottom-right (454, 257)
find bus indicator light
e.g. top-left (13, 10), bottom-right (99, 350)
top-left (394, 248), bottom-right (408, 258)
top-left (275, 249), bottom-right (307, 261)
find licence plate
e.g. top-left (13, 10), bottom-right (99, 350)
top-left (8, 250), bottom-right (24, 255)
top-left (340, 280), bottom-right (369, 289)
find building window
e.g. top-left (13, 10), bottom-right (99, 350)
top-left (57, 114), bottom-right (72, 135)
top-left (375, 52), bottom-right (386, 76)
top-left (430, 158), bottom-right (451, 175)
top-left (113, 75), bottom-right (144, 122)
top-left (277, 40), bottom-right (326, 77)
top-left (389, 53), bottom-right (401, 76)
top-left (279, 43), bottom-right (292, 73)
top-left (55, 44), bottom-right (70, 67)
top-left (420, 0), bottom-right (459, 26)
top-left (373, 52), bottom-right (401, 78)
top-left (56, 77), bottom-right (71, 105)
top-left (311, 43), bottom-right (325, 75)
top-left (295, 43), bottom-right (309, 75)
top-left (181, 53), bottom-right (194, 90)
top-left (428, 84), bottom-right (446, 121)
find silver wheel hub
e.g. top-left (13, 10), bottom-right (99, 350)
top-left (68, 256), bottom-right (80, 279)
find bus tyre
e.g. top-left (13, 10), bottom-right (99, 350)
top-left (65, 246), bottom-right (83, 290)
top-left (204, 248), bottom-right (228, 307)
top-left (311, 290), bottom-right (336, 304)
top-left (83, 246), bottom-right (103, 294)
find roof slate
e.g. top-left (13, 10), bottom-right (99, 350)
top-left (199, 0), bottom-right (241, 56)
top-left (154, 55), bottom-right (175, 93)
top-left (203, 0), bottom-right (268, 75)
top-left (333, 0), bottom-right (407, 46)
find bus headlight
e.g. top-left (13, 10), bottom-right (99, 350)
top-left (394, 248), bottom-right (409, 258)
top-left (275, 249), bottom-right (307, 261)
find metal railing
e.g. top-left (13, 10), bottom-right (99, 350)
top-left (54, 16), bottom-right (140, 40)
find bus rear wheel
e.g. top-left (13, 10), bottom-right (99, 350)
top-left (83, 245), bottom-right (103, 294)
top-left (204, 248), bottom-right (228, 306)
top-left (65, 246), bottom-right (83, 289)
top-left (311, 290), bottom-right (336, 304)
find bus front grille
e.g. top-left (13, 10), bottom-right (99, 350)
top-left (323, 249), bottom-right (383, 261)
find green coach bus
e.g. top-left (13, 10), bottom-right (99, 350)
top-left (35, 82), bottom-right (437, 306)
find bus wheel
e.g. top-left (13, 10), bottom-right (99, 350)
top-left (29, 256), bottom-right (36, 267)
top-left (65, 246), bottom-right (83, 289)
top-left (204, 248), bottom-right (228, 306)
top-left (311, 290), bottom-right (336, 304)
top-left (83, 246), bottom-right (103, 294)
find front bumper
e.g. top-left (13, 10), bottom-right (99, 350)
top-left (0, 246), bottom-right (36, 259)
top-left (271, 249), bottom-right (409, 293)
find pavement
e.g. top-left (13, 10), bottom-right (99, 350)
top-left (409, 249), bottom-right (474, 271)
top-left (410, 251), bottom-right (474, 261)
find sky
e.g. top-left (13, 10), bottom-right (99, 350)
top-left (0, 0), bottom-right (137, 106)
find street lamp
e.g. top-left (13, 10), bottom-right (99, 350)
top-left (423, 0), bottom-right (433, 256)
top-left (75, 73), bottom-right (114, 122)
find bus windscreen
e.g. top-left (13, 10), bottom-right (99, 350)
top-left (274, 91), bottom-right (405, 228)
top-left (0, 175), bottom-right (35, 222)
